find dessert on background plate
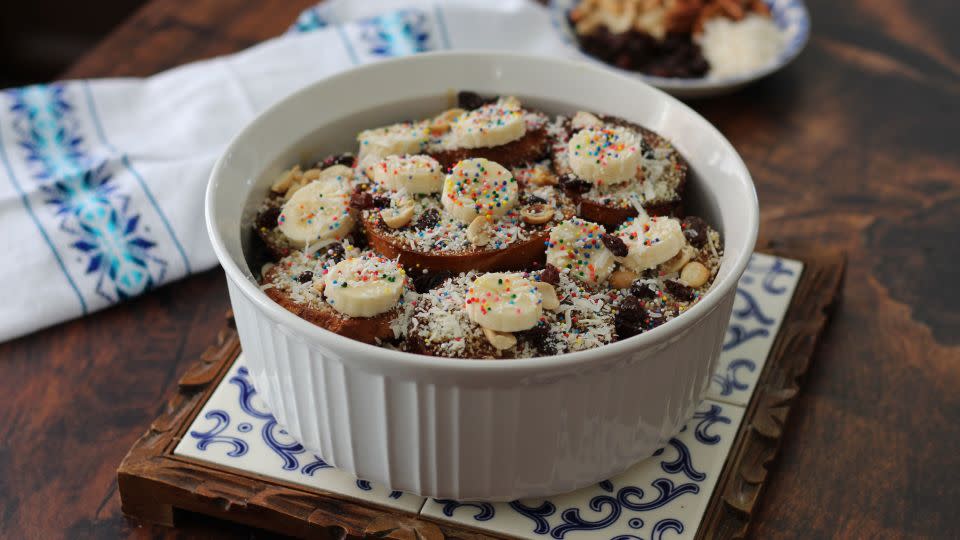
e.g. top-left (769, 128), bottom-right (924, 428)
top-left (550, 0), bottom-right (811, 98)
top-left (250, 92), bottom-right (724, 359)
top-left (566, 0), bottom-right (785, 79)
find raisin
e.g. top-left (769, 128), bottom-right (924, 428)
top-left (350, 191), bottom-right (373, 210)
top-left (457, 91), bottom-right (497, 110)
top-left (412, 270), bottom-right (453, 294)
top-left (630, 281), bottom-right (657, 300)
top-left (350, 229), bottom-right (369, 250)
top-left (372, 195), bottom-right (390, 209)
top-left (324, 242), bottom-right (346, 263)
top-left (296, 271), bottom-right (314, 284)
top-left (256, 206), bottom-right (281, 230)
top-left (540, 264), bottom-right (560, 286)
top-left (600, 234), bottom-right (628, 257)
top-left (665, 280), bottom-right (695, 302)
top-left (414, 208), bottom-right (440, 230)
top-left (559, 174), bottom-right (593, 194)
top-left (524, 194), bottom-right (548, 205)
top-left (618, 295), bottom-right (645, 321)
top-left (521, 323), bottom-right (557, 355)
top-left (320, 153), bottom-right (355, 168)
top-left (682, 216), bottom-right (709, 248)
top-left (615, 296), bottom-right (646, 339)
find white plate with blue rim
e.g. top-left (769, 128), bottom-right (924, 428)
top-left (549, 0), bottom-right (811, 99)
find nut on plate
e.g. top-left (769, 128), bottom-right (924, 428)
top-left (271, 165), bottom-right (303, 194)
top-left (521, 204), bottom-right (555, 225)
top-left (430, 108), bottom-right (465, 135)
top-left (301, 168), bottom-right (323, 182)
top-left (571, 111), bottom-right (603, 130)
top-left (680, 261), bottom-right (710, 288)
top-left (660, 245), bottom-right (695, 274)
top-left (534, 281), bottom-right (561, 310)
top-left (467, 215), bottom-right (493, 246)
top-left (528, 166), bottom-right (559, 186)
top-left (381, 204), bottom-right (415, 229)
top-left (483, 327), bottom-right (517, 351)
top-left (609, 268), bottom-right (638, 289)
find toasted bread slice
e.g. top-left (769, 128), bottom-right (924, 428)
top-left (549, 114), bottom-right (688, 228)
top-left (429, 126), bottom-right (550, 170)
top-left (365, 220), bottom-right (551, 273)
top-left (260, 251), bottom-right (401, 344)
top-left (357, 184), bottom-right (575, 273)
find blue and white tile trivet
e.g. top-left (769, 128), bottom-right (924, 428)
top-left (174, 252), bottom-right (802, 539)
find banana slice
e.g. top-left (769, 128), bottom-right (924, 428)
top-left (441, 158), bottom-right (519, 224)
top-left (357, 121), bottom-right (431, 163)
top-left (464, 272), bottom-right (543, 333)
top-left (365, 154), bottom-right (443, 194)
top-left (452, 97), bottom-right (526, 149)
top-left (278, 169), bottom-right (355, 247)
top-left (323, 255), bottom-right (406, 318)
top-left (567, 127), bottom-right (642, 185)
top-left (545, 217), bottom-right (616, 285)
top-left (615, 216), bottom-right (686, 272)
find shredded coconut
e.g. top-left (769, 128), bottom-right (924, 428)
top-left (697, 14), bottom-right (786, 79)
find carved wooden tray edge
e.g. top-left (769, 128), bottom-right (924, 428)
top-left (695, 244), bottom-right (846, 539)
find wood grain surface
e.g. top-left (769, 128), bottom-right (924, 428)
top-left (0, 0), bottom-right (958, 538)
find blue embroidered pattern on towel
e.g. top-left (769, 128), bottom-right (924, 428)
top-left (290, 6), bottom-right (442, 62)
top-left (290, 4), bottom-right (331, 33)
top-left (356, 9), bottom-right (433, 56)
top-left (3, 84), bottom-right (188, 305)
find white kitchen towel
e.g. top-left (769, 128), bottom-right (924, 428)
top-left (0, 0), bottom-right (573, 342)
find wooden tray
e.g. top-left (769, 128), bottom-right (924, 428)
top-left (117, 245), bottom-right (844, 539)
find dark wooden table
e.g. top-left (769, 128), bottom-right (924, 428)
top-left (2, 1), bottom-right (957, 538)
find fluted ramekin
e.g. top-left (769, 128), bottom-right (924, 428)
top-left (206, 52), bottom-right (758, 501)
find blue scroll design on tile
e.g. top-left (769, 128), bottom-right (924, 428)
top-left (356, 479), bottom-right (403, 499)
top-left (229, 366), bottom-right (273, 420)
top-left (712, 358), bottom-right (756, 396)
top-left (692, 404), bottom-right (733, 445)
top-left (509, 501), bottom-right (556, 534)
top-left (723, 325), bottom-right (770, 351)
top-left (552, 493), bottom-right (625, 538)
top-left (611, 518), bottom-right (682, 540)
top-left (651, 518), bottom-right (684, 540)
top-left (547, 479), bottom-right (698, 539)
top-left (659, 439), bottom-right (705, 482)
top-left (301, 455), bottom-right (332, 476)
top-left (502, 403), bottom-right (733, 537)
top-left (742, 255), bottom-right (796, 296)
top-left (723, 255), bottom-right (792, 353)
top-left (357, 9), bottom-right (433, 57)
top-left (189, 410), bottom-right (248, 457)
top-left (617, 479), bottom-right (700, 512)
top-left (723, 287), bottom-right (775, 351)
top-left (435, 500), bottom-right (496, 521)
top-left (262, 419), bottom-right (306, 471)
top-left (731, 288), bottom-right (775, 326)
top-left (187, 365), bottom-right (414, 501)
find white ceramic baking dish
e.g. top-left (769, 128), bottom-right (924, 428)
top-left (206, 52), bottom-right (758, 501)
